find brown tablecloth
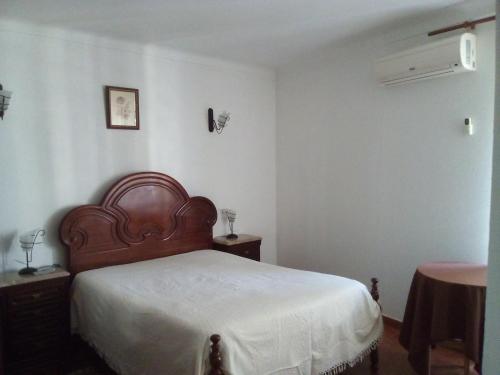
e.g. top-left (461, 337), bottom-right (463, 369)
top-left (399, 262), bottom-right (487, 375)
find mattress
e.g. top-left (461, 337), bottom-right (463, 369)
top-left (71, 250), bottom-right (382, 375)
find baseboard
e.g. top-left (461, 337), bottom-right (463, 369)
top-left (383, 314), bottom-right (402, 329)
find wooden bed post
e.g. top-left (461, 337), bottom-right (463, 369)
top-left (370, 277), bottom-right (380, 374)
top-left (209, 334), bottom-right (224, 375)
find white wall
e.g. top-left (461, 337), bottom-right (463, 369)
top-left (0, 20), bottom-right (277, 271)
top-left (276, 20), bottom-right (495, 318)
top-left (483, 6), bottom-right (499, 374)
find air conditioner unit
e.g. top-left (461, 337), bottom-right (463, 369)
top-left (375, 32), bottom-right (476, 86)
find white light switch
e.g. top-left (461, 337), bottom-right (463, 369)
top-left (464, 118), bottom-right (474, 135)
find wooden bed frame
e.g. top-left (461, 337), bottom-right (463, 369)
top-left (59, 171), bottom-right (380, 374)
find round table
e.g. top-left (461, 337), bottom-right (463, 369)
top-left (418, 262), bottom-right (486, 287)
top-left (399, 262), bottom-right (487, 375)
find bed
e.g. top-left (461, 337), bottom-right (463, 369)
top-left (59, 172), bottom-right (383, 375)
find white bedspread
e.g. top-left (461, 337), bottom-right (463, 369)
top-left (71, 250), bottom-right (382, 375)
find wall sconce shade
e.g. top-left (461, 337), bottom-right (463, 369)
top-left (0, 84), bottom-right (12, 120)
top-left (208, 108), bottom-right (231, 134)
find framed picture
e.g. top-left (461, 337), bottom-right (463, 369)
top-left (105, 86), bottom-right (140, 130)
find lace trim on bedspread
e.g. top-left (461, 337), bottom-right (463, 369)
top-left (318, 337), bottom-right (380, 375)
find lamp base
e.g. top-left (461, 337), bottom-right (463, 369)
top-left (226, 234), bottom-right (238, 240)
top-left (18, 267), bottom-right (37, 275)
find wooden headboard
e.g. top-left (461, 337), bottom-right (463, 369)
top-left (60, 172), bottom-right (217, 274)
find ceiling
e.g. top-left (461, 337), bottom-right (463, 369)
top-left (0, 0), bottom-right (488, 67)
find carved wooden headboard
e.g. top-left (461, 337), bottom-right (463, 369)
top-left (60, 172), bottom-right (217, 274)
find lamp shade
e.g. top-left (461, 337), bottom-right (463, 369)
top-left (19, 229), bottom-right (45, 250)
top-left (222, 209), bottom-right (236, 222)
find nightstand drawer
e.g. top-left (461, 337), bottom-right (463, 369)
top-left (8, 334), bottom-right (62, 358)
top-left (8, 316), bottom-right (66, 337)
top-left (9, 304), bottom-right (65, 325)
top-left (7, 280), bottom-right (67, 312)
top-left (230, 242), bottom-right (260, 261)
top-left (213, 235), bottom-right (262, 261)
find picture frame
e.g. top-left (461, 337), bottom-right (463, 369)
top-left (105, 86), bottom-right (140, 130)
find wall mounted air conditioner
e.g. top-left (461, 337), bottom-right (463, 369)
top-left (375, 32), bottom-right (476, 86)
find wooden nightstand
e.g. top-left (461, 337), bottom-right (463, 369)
top-left (213, 234), bottom-right (262, 261)
top-left (0, 268), bottom-right (70, 375)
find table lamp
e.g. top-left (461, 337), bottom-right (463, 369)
top-left (18, 228), bottom-right (46, 275)
top-left (222, 209), bottom-right (238, 239)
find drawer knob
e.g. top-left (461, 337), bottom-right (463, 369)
top-left (31, 292), bottom-right (42, 299)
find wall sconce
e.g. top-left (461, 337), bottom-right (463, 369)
top-left (0, 84), bottom-right (12, 120)
top-left (208, 108), bottom-right (231, 134)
